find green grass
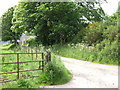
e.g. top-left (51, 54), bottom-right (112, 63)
top-left (0, 43), bottom-right (13, 51)
top-left (1, 45), bottom-right (72, 88)
top-left (51, 43), bottom-right (118, 66)
top-left (2, 55), bottom-right (72, 88)
top-left (38, 55), bottom-right (72, 85)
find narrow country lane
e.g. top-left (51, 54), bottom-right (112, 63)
top-left (39, 57), bottom-right (118, 88)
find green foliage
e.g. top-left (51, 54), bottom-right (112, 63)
top-left (77, 1), bottom-right (105, 22)
top-left (2, 78), bottom-right (36, 88)
top-left (1, 47), bottom-right (72, 88)
top-left (38, 55), bottom-right (72, 85)
top-left (54, 15), bottom-right (119, 64)
top-left (0, 43), bottom-right (13, 50)
top-left (11, 2), bottom-right (38, 34)
top-left (72, 22), bottom-right (102, 45)
top-left (1, 6), bottom-right (21, 45)
top-left (11, 1), bottom-right (105, 45)
top-left (17, 79), bottom-right (32, 88)
top-left (52, 11), bottom-right (119, 65)
top-left (83, 22), bottom-right (103, 45)
top-left (2, 81), bottom-right (18, 88)
top-left (51, 43), bottom-right (118, 65)
top-left (26, 38), bottom-right (38, 47)
top-left (73, 11), bottom-right (118, 44)
top-left (96, 40), bottom-right (118, 63)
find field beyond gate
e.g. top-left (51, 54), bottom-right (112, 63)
top-left (0, 51), bottom-right (51, 83)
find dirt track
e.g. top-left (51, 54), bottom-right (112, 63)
top-left (39, 57), bottom-right (118, 88)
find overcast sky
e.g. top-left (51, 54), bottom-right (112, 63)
top-left (0, 0), bottom-right (119, 17)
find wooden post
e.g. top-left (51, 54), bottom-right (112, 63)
top-left (28, 47), bottom-right (30, 56)
top-left (48, 51), bottom-right (51, 62)
top-left (31, 48), bottom-right (33, 60)
top-left (41, 53), bottom-right (44, 71)
top-left (25, 47), bottom-right (27, 53)
top-left (17, 54), bottom-right (19, 79)
top-left (46, 51), bottom-right (51, 62)
top-left (42, 61), bottom-right (44, 72)
top-left (42, 53), bottom-right (44, 60)
top-left (46, 51), bottom-right (48, 62)
top-left (36, 47), bottom-right (38, 59)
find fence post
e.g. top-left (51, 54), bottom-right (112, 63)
top-left (49, 51), bottom-right (51, 62)
top-left (28, 47), bottom-right (30, 56)
top-left (17, 54), bottom-right (19, 79)
top-left (36, 47), bottom-right (38, 59)
top-left (41, 53), bottom-right (44, 71)
top-left (42, 53), bottom-right (44, 60)
top-left (46, 51), bottom-right (51, 62)
top-left (31, 47), bottom-right (33, 60)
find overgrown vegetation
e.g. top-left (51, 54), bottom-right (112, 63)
top-left (37, 55), bottom-right (72, 85)
top-left (1, 0), bottom-right (119, 88)
top-left (51, 11), bottom-right (119, 65)
top-left (1, 1), bottom-right (105, 46)
top-left (51, 41), bottom-right (118, 65)
top-left (1, 6), bottom-right (21, 45)
top-left (1, 46), bottom-right (72, 88)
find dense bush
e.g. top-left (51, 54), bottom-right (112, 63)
top-left (102, 25), bottom-right (118, 41)
top-left (26, 38), bottom-right (38, 47)
top-left (51, 42), bottom-right (118, 65)
top-left (83, 22), bottom-right (103, 46)
top-left (38, 55), bottom-right (72, 85)
top-left (73, 11), bottom-right (118, 44)
top-left (52, 12), bottom-right (119, 65)
top-left (96, 40), bottom-right (118, 64)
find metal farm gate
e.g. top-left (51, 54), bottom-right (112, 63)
top-left (0, 51), bottom-right (51, 83)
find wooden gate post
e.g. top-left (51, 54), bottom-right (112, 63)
top-left (48, 51), bottom-right (51, 62)
top-left (31, 47), bottom-right (33, 60)
top-left (46, 51), bottom-right (51, 62)
top-left (41, 53), bottom-right (44, 71)
top-left (36, 47), bottom-right (38, 59)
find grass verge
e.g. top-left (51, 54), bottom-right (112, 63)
top-left (51, 43), bottom-right (118, 66)
top-left (1, 51), bottom-right (72, 88)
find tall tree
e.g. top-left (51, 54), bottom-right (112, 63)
top-left (2, 6), bottom-right (21, 45)
top-left (11, 2), bottom-right (38, 34)
top-left (12, 1), bottom-right (105, 45)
